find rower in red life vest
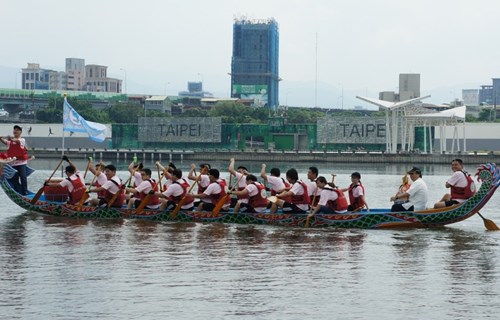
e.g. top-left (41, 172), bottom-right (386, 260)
top-left (308, 176), bottom-right (348, 218)
top-left (260, 164), bottom-right (291, 205)
top-left (433, 158), bottom-right (476, 208)
top-left (340, 172), bottom-right (369, 212)
top-left (156, 161), bottom-right (176, 192)
top-left (88, 164), bottom-right (125, 207)
top-left (188, 163), bottom-right (211, 204)
top-left (125, 168), bottom-right (161, 210)
top-left (229, 158), bottom-right (249, 208)
top-left (88, 162), bottom-right (107, 199)
top-left (270, 168), bottom-right (310, 214)
top-left (125, 160), bottom-right (143, 202)
top-left (191, 168), bottom-right (230, 212)
top-left (231, 174), bottom-right (269, 213)
top-left (307, 166), bottom-right (319, 206)
top-left (0, 125), bottom-right (29, 195)
top-left (45, 157), bottom-right (86, 205)
top-left (156, 168), bottom-right (195, 211)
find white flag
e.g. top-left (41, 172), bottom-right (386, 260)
top-left (63, 98), bottom-right (107, 143)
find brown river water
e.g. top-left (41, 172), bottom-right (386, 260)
top-left (1, 160), bottom-right (499, 319)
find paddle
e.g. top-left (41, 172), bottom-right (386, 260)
top-left (83, 157), bottom-right (92, 179)
top-left (305, 187), bottom-right (319, 228)
top-left (477, 212), bottom-right (500, 231)
top-left (171, 167), bottom-right (208, 218)
top-left (213, 172), bottom-right (242, 217)
top-left (31, 158), bottom-right (65, 204)
top-left (157, 164), bottom-right (163, 192)
top-left (107, 185), bottom-right (124, 208)
top-left (135, 190), bottom-right (154, 215)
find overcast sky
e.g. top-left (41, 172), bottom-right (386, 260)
top-left (1, 0), bottom-right (499, 108)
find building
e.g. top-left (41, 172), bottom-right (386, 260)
top-left (84, 64), bottom-right (122, 93)
top-left (462, 89), bottom-right (479, 107)
top-left (178, 81), bottom-right (213, 98)
top-left (145, 96), bottom-right (172, 114)
top-left (65, 58), bottom-right (85, 91)
top-left (230, 18), bottom-right (280, 109)
top-left (21, 63), bottom-right (66, 90)
top-left (399, 73), bottom-right (420, 101)
top-left (479, 85), bottom-right (493, 105)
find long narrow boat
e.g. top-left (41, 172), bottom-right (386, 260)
top-left (1, 163), bottom-right (499, 229)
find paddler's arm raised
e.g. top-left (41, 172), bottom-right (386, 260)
top-left (260, 163), bottom-right (268, 181)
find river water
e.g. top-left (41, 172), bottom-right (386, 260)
top-left (1, 160), bottom-right (500, 319)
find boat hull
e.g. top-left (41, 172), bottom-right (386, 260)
top-left (1, 163), bottom-right (499, 229)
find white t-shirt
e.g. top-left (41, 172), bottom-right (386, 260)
top-left (351, 184), bottom-right (364, 198)
top-left (102, 176), bottom-right (121, 195)
top-left (290, 182), bottom-right (309, 211)
top-left (9, 138), bottom-right (28, 166)
top-left (307, 180), bottom-right (317, 196)
top-left (162, 180), bottom-right (194, 209)
top-left (96, 172), bottom-right (108, 187)
top-left (318, 187), bottom-right (338, 206)
top-left (59, 171), bottom-right (85, 192)
top-left (203, 183), bottom-right (229, 209)
top-left (403, 178), bottom-right (428, 211)
top-left (133, 171), bottom-right (143, 187)
top-left (234, 171), bottom-right (247, 189)
top-left (266, 175), bottom-right (286, 193)
top-left (135, 180), bottom-right (153, 195)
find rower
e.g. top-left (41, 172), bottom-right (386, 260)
top-left (87, 164), bottom-right (125, 208)
top-left (88, 161), bottom-right (107, 200)
top-left (433, 158), bottom-right (476, 208)
top-left (156, 168), bottom-right (195, 211)
top-left (45, 157), bottom-right (86, 205)
top-left (341, 172), bottom-right (369, 211)
top-left (229, 158), bottom-right (249, 208)
top-left (391, 167), bottom-right (428, 212)
top-left (308, 176), bottom-right (348, 218)
top-left (307, 166), bottom-right (319, 205)
top-left (231, 174), bottom-right (269, 213)
top-left (125, 168), bottom-right (161, 210)
top-left (191, 168), bottom-right (230, 212)
top-left (188, 163), bottom-right (211, 204)
top-left (270, 168), bottom-right (310, 214)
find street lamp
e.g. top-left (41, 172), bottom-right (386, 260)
top-left (338, 83), bottom-right (344, 109)
top-left (120, 68), bottom-right (127, 94)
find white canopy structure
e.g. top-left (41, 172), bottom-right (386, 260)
top-left (357, 96), bottom-right (467, 154)
top-left (356, 95), bottom-right (431, 153)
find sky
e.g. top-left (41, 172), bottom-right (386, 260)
top-left (1, 0), bottom-right (500, 109)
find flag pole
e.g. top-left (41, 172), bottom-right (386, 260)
top-left (61, 94), bottom-right (66, 177)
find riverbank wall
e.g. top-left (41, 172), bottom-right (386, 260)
top-left (26, 148), bottom-right (500, 165)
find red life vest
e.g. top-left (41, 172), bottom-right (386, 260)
top-left (138, 179), bottom-right (161, 206)
top-left (95, 177), bottom-right (107, 198)
top-left (197, 176), bottom-right (209, 194)
top-left (248, 182), bottom-right (269, 208)
top-left (171, 179), bottom-right (195, 205)
top-left (67, 175), bottom-right (86, 205)
top-left (208, 181), bottom-right (230, 205)
top-left (450, 171), bottom-right (476, 200)
top-left (348, 183), bottom-right (365, 210)
top-left (291, 181), bottom-right (310, 205)
top-left (7, 140), bottom-right (28, 160)
top-left (324, 187), bottom-right (348, 212)
top-left (104, 177), bottom-right (125, 207)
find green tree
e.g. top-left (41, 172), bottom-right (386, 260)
top-left (35, 107), bottom-right (62, 123)
top-left (108, 103), bottom-right (143, 123)
top-left (178, 107), bottom-right (209, 118)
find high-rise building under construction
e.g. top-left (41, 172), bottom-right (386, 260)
top-left (231, 18), bottom-right (279, 109)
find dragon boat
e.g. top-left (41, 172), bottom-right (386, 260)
top-left (1, 162), bottom-right (499, 229)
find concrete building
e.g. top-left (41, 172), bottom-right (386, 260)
top-left (462, 89), bottom-right (479, 106)
top-left (65, 58), bottom-right (85, 91)
top-left (399, 73), bottom-right (420, 101)
top-left (230, 18), bottom-right (280, 109)
top-left (145, 96), bottom-right (172, 114)
top-left (178, 81), bottom-right (213, 98)
top-left (21, 63), bottom-right (54, 90)
top-left (479, 85), bottom-right (493, 105)
top-left (84, 64), bottom-right (122, 93)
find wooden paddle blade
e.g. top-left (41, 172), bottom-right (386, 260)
top-left (76, 192), bottom-right (90, 211)
top-left (477, 212), bottom-right (500, 231)
top-left (212, 195), bottom-right (228, 217)
top-left (135, 194), bottom-right (151, 215)
top-left (30, 187), bottom-right (45, 205)
top-left (305, 216), bottom-right (311, 228)
top-left (171, 197), bottom-right (186, 219)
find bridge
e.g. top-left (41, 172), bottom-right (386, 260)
top-left (0, 88), bottom-right (129, 118)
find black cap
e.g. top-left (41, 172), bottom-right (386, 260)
top-left (407, 167), bottom-right (422, 176)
